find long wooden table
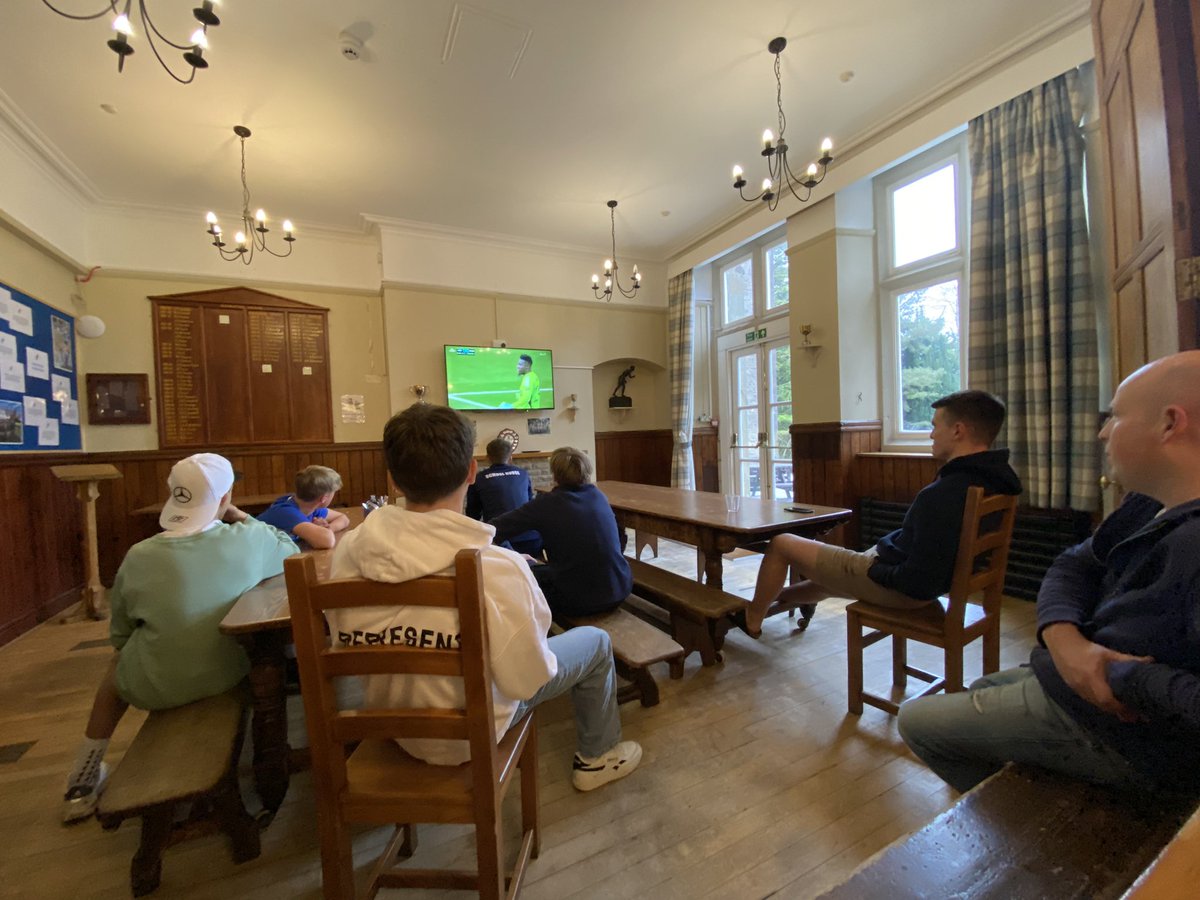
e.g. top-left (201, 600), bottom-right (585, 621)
top-left (597, 481), bottom-right (852, 589)
top-left (219, 507), bottom-right (360, 819)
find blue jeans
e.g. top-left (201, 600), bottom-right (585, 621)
top-left (512, 626), bottom-right (621, 759)
top-left (898, 666), bottom-right (1155, 794)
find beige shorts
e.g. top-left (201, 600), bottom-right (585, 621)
top-left (809, 544), bottom-right (932, 610)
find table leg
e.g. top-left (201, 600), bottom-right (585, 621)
top-left (242, 631), bottom-right (291, 821)
top-left (698, 541), bottom-right (724, 589)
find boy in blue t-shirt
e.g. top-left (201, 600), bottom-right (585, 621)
top-left (258, 464), bottom-right (350, 549)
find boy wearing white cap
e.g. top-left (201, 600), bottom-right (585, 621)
top-left (62, 453), bottom-right (298, 823)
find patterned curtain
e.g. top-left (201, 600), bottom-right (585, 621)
top-left (667, 270), bottom-right (695, 489)
top-left (967, 69), bottom-right (1099, 510)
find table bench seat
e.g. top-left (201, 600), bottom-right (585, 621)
top-left (96, 690), bottom-right (261, 897)
top-left (556, 605), bottom-right (686, 707)
top-left (816, 764), bottom-right (1197, 900)
top-left (626, 558), bottom-right (747, 665)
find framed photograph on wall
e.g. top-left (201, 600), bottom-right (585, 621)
top-left (86, 373), bottom-right (151, 425)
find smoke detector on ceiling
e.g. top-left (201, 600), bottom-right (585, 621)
top-left (339, 31), bottom-right (364, 61)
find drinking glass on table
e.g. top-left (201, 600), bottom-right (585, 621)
top-left (724, 494), bottom-right (741, 513)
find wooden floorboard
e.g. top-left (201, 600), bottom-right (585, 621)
top-left (0, 537), bottom-right (1038, 899)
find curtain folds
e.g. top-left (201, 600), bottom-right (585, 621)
top-left (967, 68), bottom-right (1100, 510)
top-left (667, 270), bottom-right (695, 489)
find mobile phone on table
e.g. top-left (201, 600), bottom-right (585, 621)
top-left (785, 506), bottom-right (814, 514)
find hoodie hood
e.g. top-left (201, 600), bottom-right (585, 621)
top-left (333, 506), bottom-right (495, 582)
top-left (938, 448), bottom-right (1023, 496)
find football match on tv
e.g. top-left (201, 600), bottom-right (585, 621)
top-left (444, 345), bottom-right (555, 411)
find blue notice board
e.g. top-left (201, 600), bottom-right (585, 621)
top-left (0, 279), bottom-right (82, 452)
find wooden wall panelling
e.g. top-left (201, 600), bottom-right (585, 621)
top-left (691, 424), bottom-right (720, 492)
top-left (594, 430), bottom-right (673, 486)
top-left (790, 421), bottom-right (882, 548)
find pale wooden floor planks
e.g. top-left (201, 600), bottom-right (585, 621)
top-left (0, 539), bottom-right (1038, 899)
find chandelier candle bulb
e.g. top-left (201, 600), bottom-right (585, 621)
top-left (255, 209), bottom-right (266, 223)
top-left (728, 37), bottom-right (834, 210)
top-left (112, 14), bottom-right (133, 35)
top-left (234, 231), bottom-right (246, 246)
top-left (190, 29), bottom-right (207, 49)
top-left (205, 211), bottom-right (217, 225)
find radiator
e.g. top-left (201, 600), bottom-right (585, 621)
top-left (858, 497), bottom-right (1092, 601)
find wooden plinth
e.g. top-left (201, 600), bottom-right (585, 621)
top-left (51, 464), bottom-right (122, 620)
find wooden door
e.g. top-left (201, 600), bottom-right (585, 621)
top-left (1092, 0), bottom-right (1200, 380)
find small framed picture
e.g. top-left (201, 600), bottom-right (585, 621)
top-left (86, 373), bottom-right (151, 425)
top-left (527, 416), bottom-right (550, 435)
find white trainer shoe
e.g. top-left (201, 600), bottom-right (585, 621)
top-left (572, 741), bottom-right (642, 792)
top-left (62, 761), bottom-right (110, 824)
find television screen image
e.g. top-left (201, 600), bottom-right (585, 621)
top-left (444, 345), bottom-right (555, 411)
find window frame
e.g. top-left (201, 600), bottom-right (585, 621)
top-left (874, 133), bottom-right (970, 448)
top-left (714, 226), bottom-right (790, 334)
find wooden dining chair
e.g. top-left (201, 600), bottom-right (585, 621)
top-left (285, 549), bottom-right (539, 900)
top-left (845, 486), bottom-right (1019, 716)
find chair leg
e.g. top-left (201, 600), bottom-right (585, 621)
top-left (944, 645), bottom-right (964, 694)
top-left (847, 611), bottom-right (864, 715)
top-left (317, 811), bottom-right (356, 900)
top-left (983, 621), bottom-right (1000, 675)
top-left (891, 635), bottom-right (908, 687)
top-left (475, 815), bottom-right (505, 900)
top-left (131, 804), bottom-right (173, 897)
top-left (521, 721), bottom-right (540, 859)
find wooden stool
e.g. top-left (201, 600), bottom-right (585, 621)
top-left (96, 690), bottom-right (261, 897)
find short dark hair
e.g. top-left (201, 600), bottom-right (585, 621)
top-left (382, 404), bottom-right (476, 504)
top-left (486, 437), bottom-right (514, 464)
top-left (550, 446), bottom-right (593, 488)
top-left (519, 354), bottom-right (532, 365)
top-left (931, 390), bottom-right (1006, 445)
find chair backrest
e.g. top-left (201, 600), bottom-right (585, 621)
top-left (285, 549), bottom-right (500, 798)
top-left (944, 487), bottom-right (1019, 630)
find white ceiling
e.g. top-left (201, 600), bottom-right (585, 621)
top-left (1, 0), bottom-right (1088, 261)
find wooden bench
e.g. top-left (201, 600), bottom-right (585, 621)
top-left (556, 605), bottom-right (686, 707)
top-left (96, 690), bottom-right (261, 897)
top-left (816, 764), bottom-right (1198, 900)
top-left (626, 558), bottom-right (747, 665)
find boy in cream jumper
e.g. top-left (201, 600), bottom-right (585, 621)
top-left (329, 403), bottom-right (641, 790)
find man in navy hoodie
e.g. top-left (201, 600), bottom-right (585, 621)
top-left (743, 390), bottom-right (1023, 637)
top-left (900, 352), bottom-right (1200, 795)
top-left (465, 438), bottom-right (542, 556)
top-left (492, 446), bottom-right (632, 618)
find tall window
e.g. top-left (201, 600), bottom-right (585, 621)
top-left (711, 227), bottom-right (792, 498)
top-left (875, 134), bottom-right (969, 443)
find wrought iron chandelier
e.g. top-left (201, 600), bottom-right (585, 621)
top-left (590, 201), bottom-right (641, 301)
top-left (204, 126), bottom-right (295, 265)
top-left (730, 37), bottom-right (834, 211)
top-left (42, 0), bottom-right (221, 84)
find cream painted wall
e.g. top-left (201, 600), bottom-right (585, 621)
top-left (591, 359), bottom-right (670, 432)
top-left (787, 233), bottom-right (841, 424)
top-left (77, 273), bottom-right (390, 452)
top-left (0, 220), bottom-right (78, 315)
top-left (382, 286), bottom-right (668, 459)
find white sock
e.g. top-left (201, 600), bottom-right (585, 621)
top-left (67, 737), bottom-right (108, 788)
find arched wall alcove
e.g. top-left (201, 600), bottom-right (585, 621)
top-left (591, 357), bottom-right (670, 433)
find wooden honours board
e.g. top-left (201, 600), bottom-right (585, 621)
top-left (151, 287), bottom-right (333, 449)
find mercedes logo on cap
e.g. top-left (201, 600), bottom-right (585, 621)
top-left (173, 486), bottom-right (193, 503)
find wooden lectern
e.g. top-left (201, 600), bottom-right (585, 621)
top-left (51, 463), bottom-right (122, 620)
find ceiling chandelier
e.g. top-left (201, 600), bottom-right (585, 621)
top-left (42, 0), bottom-right (221, 84)
top-left (590, 201), bottom-right (641, 301)
top-left (730, 37), bottom-right (834, 212)
top-left (204, 126), bottom-right (295, 265)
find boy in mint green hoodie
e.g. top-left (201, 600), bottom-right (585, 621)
top-left (62, 453), bottom-right (297, 824)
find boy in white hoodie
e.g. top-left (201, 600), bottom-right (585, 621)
top-left (328, 403), bottom-right (641, 791)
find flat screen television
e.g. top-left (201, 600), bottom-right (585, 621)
top-left (444, 345), bottom-right (555, 411)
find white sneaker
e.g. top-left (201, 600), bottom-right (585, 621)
top-left (572, 741), bottom-right (642, 792)
top-left (62, 761), bottom-right (109, 824)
